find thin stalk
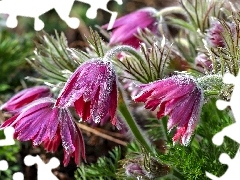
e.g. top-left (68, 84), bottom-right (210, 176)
top-left (155, 6), bottom-right (185, 17)
top-left (104, 45), bottom-right (145, 62)
top-left (171, 168), bottom-right (185, 180)
top-left (117, 85), bottom-right (154, 154)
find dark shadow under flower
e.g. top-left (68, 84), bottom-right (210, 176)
top-left (133, 75), bottom-right (204, 145)
top-left (56, 59), bottom-right (120, 129)
top-left (0, 97), bottom-right (85, 166)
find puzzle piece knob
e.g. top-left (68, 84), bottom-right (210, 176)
top-left (6, 16), bottom-right (18, 28)
top-left (48, 157), bottom-right (60, 168)
top-left (115, 0), bottom-right (123, 5)
top-left (212, 132), bottom-right (224, 146)
top-left (216, 100), bottom-right (230, 110)
top-left (66, 17), bottom-right (80, 29)
top-left (34, 19), bottom-right (44, 31)
top-left (13, 172), bottom-right (24, 180)
top-left (24, 155), bottom-right (36, 166)
top-left (223, 73), bottom-right (236, 84)
top-left (219, 153), bottom-right (231, 165)
top-left (86, 8), bottom-right (97, 19)
top-left (0, 160), bottom-right (8, 171)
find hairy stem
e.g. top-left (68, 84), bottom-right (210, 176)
top-left (104, 45), bottom-right (145, 62)
top-left (117, 85), bottom-right (154, 154)
top-left (155, 6), bottom-right (185, 17)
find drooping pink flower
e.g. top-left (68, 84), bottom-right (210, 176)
top-left (0, 86), bottom-right (52, 113)
top-left (133, 75), bottom-right (204, 145)
top-left (56, 59), bottom-right (120, 128)
top-left (102, 7), bottom-right (158, 48)
top-left (0, 97), bottom-right (85, 166)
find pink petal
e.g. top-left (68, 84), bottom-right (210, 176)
top-left (74, 96), bottom-right (91, 121)
top-left (0, 114), bottom-right (18, 129)
top-left (43, 131), bottom-right (61, 153)
top-left (109, 81), bottom-right (118, 126)
top-left (59, 109), bottom-right (76, 155)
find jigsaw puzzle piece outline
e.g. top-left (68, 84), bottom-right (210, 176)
top-left (206, 71), bottom-right (240, 179)
top-left (54, 0), bottom-right (80, 29)
top-left (0, 0), bottom-right (123, 30)
top-left (0, 0), bottom-right (80, 30)
top-left (0, 126), bottom-right (15, 146)
top-left (24, 155), bottom-right (60, 180)
top-left (0, 0), bottom-right (55, 30)
top-left (76, 0), bottom-right (123, 30)
top-left (0, 160), bottom-right (8, 171)
top-left (212, 122), bottom-right (240, 146)
top-left (206, 148), bottom-right (240, 179)
top-left (12, 172), bottom-right (24, 180)
top-left (216, 72), bottom-right (240, 122)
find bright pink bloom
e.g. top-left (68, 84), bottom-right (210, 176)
top-left (0, 86), bottom-right (51, 113)
top-left (103, 8), bottom-right (158, 48)
top-left (0, 97), bottom-right (85, 166)
top-left (56, 59), bottom-right (120, 128)
top-left (133, 75), bottom-right (203, 145)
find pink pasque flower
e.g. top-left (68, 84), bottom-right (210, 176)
top-left (206, 20), bottom-right (225, 48)
top-left (0, 86), bottom-right (51, 113)
top-left (133, 75), bottom-right (203, 145)
top-left (56, 59), bottom-right (120, 128)
top-left (195, 53), bottom-right (213, 72)
top-left (102, 7), bottom-right (158, 48)
top-left (0, 97), bottom-right (85, 166)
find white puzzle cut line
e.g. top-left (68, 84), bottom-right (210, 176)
top-left (0, 126), bottom-right (15, 146)
top-left (0, 0), bottom-right (123, 31)
top-left (24, 155), bottom-right (60, 180)
top-left (0, 121), bottom-right (59, 180)
top-left (206, 72), bottom-right (240, 179)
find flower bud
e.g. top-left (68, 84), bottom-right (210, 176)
top-left (195, 53), bottom-right (213, 72)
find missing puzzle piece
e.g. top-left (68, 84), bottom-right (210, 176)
top-left (206, 71), bottom-right (240, 179)
top-left (212, 122), bottom-right (240, 146)
top-left (206, 148), bottom-right (240, 179)
top-left (0, 0), bottom-right (123, 30)
top-left (0, 126), bottom-right (15, 146)
top-left (76, 0), bottom-right (123, 30)
top-left (24, 155), bottom-right (60, 180)
top-left (0, 0), bottom-right (81, 30)
top-left (0, 160), bottom-right (8, 171)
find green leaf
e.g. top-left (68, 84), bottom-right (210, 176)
top-left (75, 147), bottom-right (122, 180)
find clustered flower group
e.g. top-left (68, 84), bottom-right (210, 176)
top-left (1, 6), bottom-right (216, 168)
top-left (0, 58), bottom-right (119, 166)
